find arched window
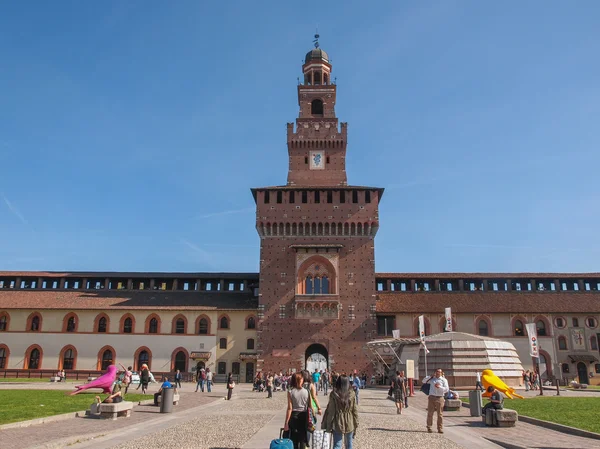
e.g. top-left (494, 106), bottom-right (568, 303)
top-left (558, 336), bottom-right (568, 350)
top-left (314, 71), bottom-right (322, 85)
top-left (31, 315), bottom-right (41, 331)
top-left (247, 338), bottom-right (255, 350)
top-left (314, 276), bottom-right (322, 294)
top-left (219, 316), bottom-right (229, 329)
top-left (66, 316), bottom-right (76, 332)
top-left (305, 276), bottom-right (314, 294)
top-left (0, 348), bottom-right (6, 368)
top-left (514, 319), bottom-right (524, 336)
top-left (98, 317), bottom-right (107, 333)
top-left (29, 348), bottom-right (41, 369)
top-left (0, 313), bottom-right (9, 331)
top-left (591, 336), bottom-right (598, 351)
top-left (536, 320), bottom-right (547, 336)
top-left (176, 318), bottom-right (185, 334)
top-left (311, 99), bottom-right (323, 116)
top-left (174, 350), bottom-right (187, 372)
top-left (0, 346), bottom-right (8, 368)
top-left (247, 316), bottom-right (256, 329)
top-left (219, 338), bottom-right (228, 349)
top-left (62, 348), bottom-right (75, 370)
top-left (138, 350), bottom-right (150, 370)
top-left (478, 320), bottom-right (489, 336)
top-left (123, 317), bottom-right (133, 333)
top-left (321, 276), bottom-right (329, 294)
top-left (198, 318), bottom-right (209, 335)
top-left (149, 318), bottom-right (158, 334)
top-left (101, 349), bottom-right (113, 370)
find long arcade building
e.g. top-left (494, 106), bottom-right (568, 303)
top-left (1, 45), bottom-right (600, 385)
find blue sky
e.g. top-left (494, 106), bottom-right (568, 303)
top-left (1, 1), bottom-right (599, 273)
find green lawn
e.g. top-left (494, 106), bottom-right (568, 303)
top-left (0, 390), bottom-right (148, 425)
top-left (463, 396), bottom-right (600, 434)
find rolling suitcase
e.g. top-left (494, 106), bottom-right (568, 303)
top-left (270, 429), bottom-right (293, 449)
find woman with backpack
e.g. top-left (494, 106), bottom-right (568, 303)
top-left (322, 374), bottom-right (359, 449)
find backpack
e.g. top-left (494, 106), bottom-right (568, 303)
top-left (201, 370), bottom-right (207, 380)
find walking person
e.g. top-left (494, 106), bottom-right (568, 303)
top-left (226, 373), bottom-right (235, 400)
top-left (322, 374), bottom-right (359, 449)
top-left (392, 370), bottom-right (407, 415)
top-left (524, 370), bottom-right (531, 391)
top-left (400, 370), bottom-right (409, 408)
top-left (283, 372), bottom-right (309, 449)
top-left (196, 368), bottom-right (206, 392)
top-left (174, 369), bottom-right (182, 389)
top-left (206, 368), bottom-right (213, 392)
top-left (423, 368), bottom-right (449, 434)
top-left (475, 371), bottom-right (484, 391)
top-left (323, 369), bottom-right (330, 396)
top-left (302, 370), bottom-right (322, 447)
top-left (137, 364), bottom-right (150, 394)
top-left (266, 372), bottom-right (274, 398)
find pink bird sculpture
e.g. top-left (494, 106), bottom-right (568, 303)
top-left (70, 365), bottom-right (117, 395)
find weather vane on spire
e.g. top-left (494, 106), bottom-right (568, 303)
top-left (313, 29), bottom-right (320, 49)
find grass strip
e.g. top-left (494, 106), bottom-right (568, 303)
top-left (0, 389), bottom-right (148, 425)
top-left (462, 396), bottom-right (600, 434)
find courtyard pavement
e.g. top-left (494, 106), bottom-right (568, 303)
top-left (1, 382), bottom-right (599, 448)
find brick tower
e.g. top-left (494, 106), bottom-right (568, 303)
top-left (251, 39), bottom-right (383, 374)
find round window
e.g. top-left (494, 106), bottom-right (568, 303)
top-left (554, 317), bottom-right (566, 329)
top-left (586, 317), bottom-right (598, 329)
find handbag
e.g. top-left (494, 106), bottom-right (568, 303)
top-left (420, 377), bottom-right (432, 395)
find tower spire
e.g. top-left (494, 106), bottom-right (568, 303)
top-left (313, 30), bottom-right (320, 49)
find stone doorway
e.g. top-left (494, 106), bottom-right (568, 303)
top-left (577, 362), bottom-right (589, 384)
top-left (246, 362), bottom-right (255, 383)
top-left (305, 343), bottom-right (328, 372)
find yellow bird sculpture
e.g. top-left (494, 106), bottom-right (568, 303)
top-left (481, 369), bottom-right (524, 399)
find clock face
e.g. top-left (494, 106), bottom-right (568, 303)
top-left (309, 150), bottom-right (325, 170)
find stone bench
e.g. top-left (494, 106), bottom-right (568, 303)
top-left (50, 376), bottom-right (61, 382)
top-left (156, 393), bottom-right (180, 405)
top-left (443, 399), bottom-right (462, 411)
top-left (98, 401), bottom-right (133, 420)
top-left (482, 408), bottom-right (518, 427)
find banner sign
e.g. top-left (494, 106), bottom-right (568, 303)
top-left (444, 308), bottom-right (452, 332)
top-left (418, 315), bottom-right (426, 342)
top-left (525, 323), bottom-right (539, 358)
top-left (392, 329), bottom-right (400, 339)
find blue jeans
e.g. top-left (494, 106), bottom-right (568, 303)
top-left (206, 380), bottom-right (212, 392)
top-left (333, 431), bottom-right (353, 449)
top-left (196, 379), bottom-right (205, 391)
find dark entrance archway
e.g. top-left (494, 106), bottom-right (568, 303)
top-left (305, 343), bottom-right (328, 372)
top-left (577, 362), bottom-right (589, 384)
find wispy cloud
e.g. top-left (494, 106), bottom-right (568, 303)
top-left (1, 193), bottom-right (29, 227)
top-left (179, 238), bottom-right (216, 268)
top-left (197, 207), bottom-right (254, 219)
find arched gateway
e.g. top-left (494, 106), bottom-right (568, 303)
top-left (305, 343), bottom-right (328, 372)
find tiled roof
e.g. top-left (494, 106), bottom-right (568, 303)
top-left (375, 272), bottom-right (600, 279)
top-left (376, 291), bottom-right (600, 314)
top-left (0, 271), bottom-right (260, 279)
top-left (0, 290), bottom-right (258, 311)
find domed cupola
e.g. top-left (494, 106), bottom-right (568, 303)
top-left (305, 47), bottom-right (329, 64)
top-left (302, 34), bottom-right (332, 86)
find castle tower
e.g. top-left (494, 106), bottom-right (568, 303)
top-left (251, 38), bottom-right (384, 374)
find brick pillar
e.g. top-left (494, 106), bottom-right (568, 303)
top-left (458, 280), bottom-right (464, 291)
top-left (59, 278), bottom-right (66, 289)
top-left (127, 279), bottom-right (133, 290)
top-left (434, 280), bottom-right (440, 292)
top-left (172, 279), bottom-right (178, 291)
top-left (506, 279), bottom-right (512, 292)
top-left (150, 279), bottom-right (155, 290)
top-left (482, 280), bottom-right (488, 292)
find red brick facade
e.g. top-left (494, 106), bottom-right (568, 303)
top-left (252, 46), bottom-right (383, 374)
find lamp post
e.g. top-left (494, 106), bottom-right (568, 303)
top-left (537, 357), bottom-right (544, 396)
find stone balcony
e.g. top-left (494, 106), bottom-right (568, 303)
top-left (294, 294), bottom-right (340, 320)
